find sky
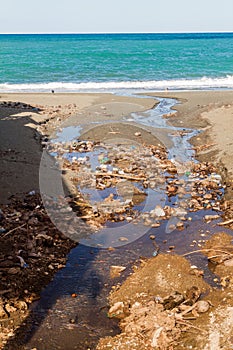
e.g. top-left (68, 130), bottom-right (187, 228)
top-left (0, 0), bottom-right (233, 34)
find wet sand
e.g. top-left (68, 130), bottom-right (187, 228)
top-left (147, 90), bottom-right (233, 177)
top-left (0, 93), bottom-right (156, 203)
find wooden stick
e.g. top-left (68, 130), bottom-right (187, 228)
top-left (217, 219), bottom-right (233, 226)
top-left (96, 172), bottom-right (146, 181)
top-left (73, 201), bottom-right (92, 208)
top-left (2, 223), bottom-right (26, 237)
top-left (207, 254), bottom-right (233, 260)
top-left (0, 289), bottom-right (12, 295)
top-left (176, 319), bottom-right (208, 334)
top-left (183, 249), bottom-right (232, 257)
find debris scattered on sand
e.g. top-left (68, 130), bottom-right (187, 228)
top-left (46, 138), bottom-right (225, 231)
top-left (0, 194), bottom-right (77, 348)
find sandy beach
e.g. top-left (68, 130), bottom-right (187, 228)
top-left (1, 90), bottom-right (233, 349)
top-left (1, 91), bottom-right (233, 203)
top-left (0, 93), bottom-right (156, 203)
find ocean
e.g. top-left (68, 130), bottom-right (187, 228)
top-left (0, 33), bottom-right (233, 92)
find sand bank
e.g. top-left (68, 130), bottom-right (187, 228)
top-left (1, 90), bottom-right (233, 201)
top-left (0, 93), bottom-right (156, 203)
top-left (147, 90), bottom-right (233, 178)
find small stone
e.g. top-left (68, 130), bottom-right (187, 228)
top-left (195, 300), bottom-right (210, 313)
top-left (224, 258), bottom-right (233, 267)
top-left (110, 265), bottom-right (126, 278)
top-left (151, 222), bottom-right (161, 228)
top-left (176, 222), bottom-right (184, 229)
top-left (119, 237), bottom-right (128, 242)
top-left (108, 302), bottom-right (124, 317)
top-left (14, 300), bottom-right (28, 311)
top-left (163, 291), bottom-right (185, 310)
top-left (203, 193), bottom-right (212, 200)
top-left (150, 235), bottom-right (156, 240)
top-left (0, 305), bottom-right (7, 318)
top-left (204, 215), bottom-right (220, 221)
top-left (5, 303), bottom-right (17, 314)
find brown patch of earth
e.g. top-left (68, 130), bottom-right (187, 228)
top-left (97, 233), bottom-right (233, 350)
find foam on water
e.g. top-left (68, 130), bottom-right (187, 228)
top-left (1, 75), bottom-right (233, 93)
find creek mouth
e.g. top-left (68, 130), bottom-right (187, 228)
top-left (8, 95), bottom-right (231, 350)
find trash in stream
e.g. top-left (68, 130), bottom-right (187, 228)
top-left (47, 138), bottom-right (225, 237)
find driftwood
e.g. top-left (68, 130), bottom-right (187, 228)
top-left (73, 201), bottom-right (92, 208)
top-left (183, 248), bottom-right (233, 258)
top-left (217, 218), bottom-right (233, 226)
top-left (2, 223), bottom-right (26, 237)
top-left (96, 172), bottom-right (146, 181)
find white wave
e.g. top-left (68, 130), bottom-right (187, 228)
top-left (1, 76), bottom-right (233, 92)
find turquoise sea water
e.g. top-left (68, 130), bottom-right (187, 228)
top-left (0, 33), bottom-right (233, 92)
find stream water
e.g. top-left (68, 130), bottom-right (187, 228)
top-left (10, 95), bottom-right (231, 350)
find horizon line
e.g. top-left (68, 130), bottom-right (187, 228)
top-left (0, 31), bottom-right (233, 35)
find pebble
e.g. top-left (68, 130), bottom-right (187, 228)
top-left (110, 265), bottom-right (126, 278)
top-left (224, 258), bottom-right (233, 267)
top-left (108, 302), bottom-right (124, 317)
top-left (176, 222), bottom-right (184, 229)
top-left (195, 300), bottom-right (210, 313)
top-left (204, 214), bottom-right (220, 221)
top-left (119, 237), bottom-right (128, 242)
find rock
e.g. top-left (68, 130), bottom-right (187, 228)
top-left (195, 300), bottom-right (210, 313)
top-left (14, 300), bottom-right (28, 311)
top-left (151, 206), bottom-right (165, 217)
top-left (110, 265), bottom-right (126, 278)
top-left (151, 327), bottom-right (164, 347)
top-left (5, 303), bottom-right (17, 314)
top-left (167, 184), bottom-right (178, 194)
top-left (0, 305), bottom-right (7, 318)
top-left (204, 214), bottom-right (220, 221)
top-left (119, 237), bottom-right (128, 242)
top-left (108, 302), bottom-right (125, 317)
top-left (176, 222), bottom-right (184, 229)
top-left (163, 291), bottom-right (185, 310)
top-left (224, 258), bottom-right (233, 267)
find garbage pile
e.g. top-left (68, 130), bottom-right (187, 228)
top-left (0, 193), bottom-right (76, 325)
top-left (97, 254), bottom-right (212, 350)
top-left (48, 139), bottom-right (225, 230)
